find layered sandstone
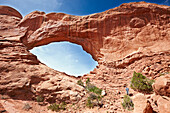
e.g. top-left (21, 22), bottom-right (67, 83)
top-left (0, 2), bottom-right (170, 113)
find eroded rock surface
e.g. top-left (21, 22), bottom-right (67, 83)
top-left (153, 74), bottom-right (170, 97)
top-left (132, 93), bottom-right (153, 113)
top-left (157, 96), bottom-right (170, 113)
top-left (0, 2), bottom-right (170, 113)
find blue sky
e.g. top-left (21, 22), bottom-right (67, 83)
top-left (30, 42), bottom-right (98, 76)
top-left (0, 0), bottom-right (169, 16)
top-left (0, 0), bottom-right (169, 76)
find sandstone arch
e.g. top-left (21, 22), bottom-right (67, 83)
top-left (17, 2), bottom-right (170, 62)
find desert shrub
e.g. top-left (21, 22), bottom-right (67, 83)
top-left (122, 95), bottom-right (134, 111)
top-left (83, 78), bottom-right (103, 108)
top-left (48, 103), bottom-right (60, 112)
top-left (86, 78), bottom-right (90, 84)
top-left (77, 79), bottom-right (84, 87)
top-left (130, 71), bottom-right (154, 93)
top-left (48, 102), bottom-right (66, 112)
top-left (86, 93), bottom-right (103, 108)
top-left (86, 83), bottom-right (102, 95)
top-left (86, 96), bottom-right (94, 108)
top-left (60, 102), bottom-right (66, 110)
top-left (36, 95), bottom-right (44, 102)
top-left (89, 93), bottom-right (98, 100)
top-left (85, 78), bottom-right (102, 95)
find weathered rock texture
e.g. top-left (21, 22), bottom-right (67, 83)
top-left (153, 74), bottom-right (170, 97)
top-left (132, 93), bottom-right (153, 113)
top-left (0, 2), bottom-right (170, 113)
top-left (151, 75), bottom-right (170, 113)
top-left (157, 96), bottom-right (170, 113)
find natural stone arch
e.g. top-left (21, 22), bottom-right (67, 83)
top-left (15, 2), bottom-right (170, 62)
top-left (19, 11), bottom-right (103, 61)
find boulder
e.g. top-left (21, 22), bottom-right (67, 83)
top-left (157, 96), bottom-right (170, 113)
top-left (132, 93), bottom-right (153, 113)
top-left (152, 74), bottom-right (170, 97)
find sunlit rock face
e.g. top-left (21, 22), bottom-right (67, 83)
top-left (30, 41), bottom-right (98, 76)
top-left (0, 2), bottom-right (170, 113)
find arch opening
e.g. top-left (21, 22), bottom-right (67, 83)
top-left (30, 41), bottom-right (98, 77)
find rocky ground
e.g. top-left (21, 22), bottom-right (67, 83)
top-left (0, 2), bottom-right (170, 113)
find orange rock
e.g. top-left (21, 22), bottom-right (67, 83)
top-left (157, 96), bottom-right (170, 113)
top-left (132, 93), bottom-right (153, 113)
top-left (153, 74), bottom-right (170, 97)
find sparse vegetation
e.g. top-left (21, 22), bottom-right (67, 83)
top-left (130, 71), bottom-right (154, 93)
top-left (86, 83), bottom-right (102, 95)
top-left (36, 95), bottom-right (44, 102)
top-left (86, 96), bottom-right (94, 108)
top-left (122, 95), bottom-right (134, 111)
top-left (77, 78), bottom-right (104, 108)
top-left (86, 93), bottom-right (103, 108)
top-left (48, 103), bottom-right (60, 112)
top-left (77, 79), bottom-right (84, 87)
top-left (86, 78), bottom-right (90, 84)
top-left (48, 102), bottom-right (66, 112)
top-left (60, 102), bottom-right (66, 110)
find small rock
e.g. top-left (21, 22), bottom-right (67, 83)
top-left (101, 90), bottom-right (106, 96)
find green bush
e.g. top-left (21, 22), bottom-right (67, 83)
top-left (86, 78), bottom-right (90, 85)
top-left (60, 102), bottom-right (66, 110)
top-left (48, 102), bottom-right (66, 112)
top-left (130, 71), bottom-right (154, 93)
top-left (36, 95), bottom-right (44, 102)
top-left (89, 93), bottom-right (98, 100)
top-left (86, 93), bottom-right (103, 108)
top-left (122, 95), bottom-right (134, 111)
top-left (48, 103), bottom-right (60, 112)
top-left (86, 83), bottom-right (102, 95)
top-left (86, 96), bottom-right (95, 108)
top-left (77, 79), bottom-right (84, 87)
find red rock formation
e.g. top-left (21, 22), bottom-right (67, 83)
top-left (133, 93), bottom-right (153, 113)
top-left (0, 6), bottom-right (22, 19)
top-left (0, 2), bottom-right (170, 113)
top-left (153, 74), bottom-right (170, 97)
top-left (19, 2), bottom-right (170, 62)
top-left (157, 96), bottom-right (170, 113)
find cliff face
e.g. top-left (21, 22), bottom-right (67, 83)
top-left (0, 2), bottom-right (170, 113)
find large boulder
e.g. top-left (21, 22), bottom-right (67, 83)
top-left (152, 74), bottom-right (170, 97)
top-left (157, 96), bottom-right (170, 113)
top-left (132, 93), bottom-right (153, 113)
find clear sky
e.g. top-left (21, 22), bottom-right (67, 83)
top-left (0, 0), bottom-right (169, 76)
top-left (30, 42), bottom-right (98, 76)
top-left (0, 0), bottom-right (169, 16)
